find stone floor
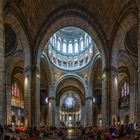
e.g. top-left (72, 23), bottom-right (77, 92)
top-left (65, 136), bottom-right (81, 140)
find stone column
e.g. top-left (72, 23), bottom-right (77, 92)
top-left (6, 83), bottom-right (12, 124)
top-left (24, 67), bottom-right (31, 126)
top-left (130, 82), bottom-right (137, 123)
top-left (0, 0), bottom-right (4, 124)
top-left (137, 0), bottom-right (140, 122)
top-left (48, 97), bottom-right (55, 127)
top-left (35, 67), bottom-right (40, 125)
top-left (31, 65), bottom-right (40, 125)
top-left (110, 68), bottom-right (118, 125)
top-left (55, 106), bottom-right (60, 127)
top-left (85, 97), bottom-right (93, 127)
top-left (102, 69), bottom-right (110, 127)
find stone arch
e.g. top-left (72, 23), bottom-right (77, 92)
top-left (56, 86), bottom-right (84, 106)
top-left (89, 54), bottom-right (102, 87)
top-left (35, 4), bottom-right (108, 70)
top-left (56, 74), bottom-right (86, 93)
top-left (117, 50), bottom-right (137, 123)
top-left (88, 54), bottom-right (102, 95)
top-left (111, 13), bottom-right (138, 68)
top-left (5, 13), bottom-right (32, 124)
top-left (88, 56), bottom-right (102, 125)
top-left (55, 74), bottom-right (86, 104)
top-left (5, 50), bottom-right (24, 123)
top-left (117, 50), bottom-right (135, 84)
top-left (110, 7), bottom-right (138, 124)
top-left (5, 13), bottom-right (31, 68)
top-left (118, 67), bottom-right (130, 89)
top-left (6, 50), bottom-right (24, 85)
top-left (40, 54), bottom-right (53, 88)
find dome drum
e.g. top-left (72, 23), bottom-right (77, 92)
top-left (48, 27), bottom-right (94, 70)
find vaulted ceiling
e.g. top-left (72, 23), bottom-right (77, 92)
top-left (4, 0), bottom-right (138, 47)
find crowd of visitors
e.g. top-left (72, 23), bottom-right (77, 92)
top-left (0, 122), bottom-right (139, 140)
top-left (81, 123), bottom-right (138, 139)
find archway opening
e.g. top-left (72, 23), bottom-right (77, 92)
top-left (59, 90), bottom-right (81, 128)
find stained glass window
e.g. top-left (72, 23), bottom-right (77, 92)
top-left (121, 82), bottom-right (129, 97)
top-left (119, 81), bottom-right (130, 109)
top-left (12, 82), bottom-right (20, 97)
top-left (11, 82), bottom-right (24, 109)
top-left (63, 97), bottom-right (76, 109)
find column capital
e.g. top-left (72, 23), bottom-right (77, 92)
top-left (24, 65), bottom-right (40, 73)
top-left (24, 65), bottom-right (32, 73)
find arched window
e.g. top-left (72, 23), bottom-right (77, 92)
top-left (52, 37), bottom-right (55, 46)
top-left (11, 81), bottom-right (24, 109)
top-left (12, 82), bottom-right (20, 97)
top-left (57, 40), bottom-right (61, 51)
top-left (86, 36), bottom-right (89, 46)
top-left (89, 36), bottom-right (91, 44)
top-left (80, 39), bottom-right (83, 51)
top-left (68, 42), bottom-right (73, 53)
top-left (75, 42), bottom-right (78, 53)
top-left (74, 59), bottom-right (78, 67)
top-left (121, 81), bottom-right (129, 97)
top-left (63, 42), bottom-right (66, 53)
top-left (119, 81), bottom-right (130, 109)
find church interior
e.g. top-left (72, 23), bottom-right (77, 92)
top-left (0, 0), bottom-right (140, 139)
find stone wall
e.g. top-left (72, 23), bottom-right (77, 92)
top-left (0, 0), bottom-right (4, 124)
top-left (137, 0), bottom-right (140, 122)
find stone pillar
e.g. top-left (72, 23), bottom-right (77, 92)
top-left (130, 82), bottom-right (137, 123)
top-left (110, 68), bottom-right (118, 125)
top-left (81, 106), bottom-right (84, 126)
top-left (48, 97), bottom-right (55, 127)
top-left (35, 67), bottom-right (40, 125)
top-left (85, 97), bottom-right (93, 127)
top-left (24, 67), bottom-right (31, 126)
top-left (31, 65), bottom-right (40, 125)
top-left (137, 0), bottom-right (140, 122)
top-left (55, 106), bottom-right (60, 127)
top-left (92, 105), bottom-right (96, 126)
top-left (102, 69), bottom-right (110, 127)
top-left (6, 83), bottom-right (12, 124)
top-left (0, 0), bottom-right (4, 124)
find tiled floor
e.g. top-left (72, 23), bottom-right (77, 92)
top-left (65, 136), bottom-right (81, 140)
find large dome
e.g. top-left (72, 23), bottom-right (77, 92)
top-left (47, 26), bottom-right (95, 70)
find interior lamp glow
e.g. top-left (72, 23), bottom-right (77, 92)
top-left (93, 97), bottom-right (95, 103)
top-left (45, 97), bottom-right (48, 103)
top-left (69, 116), bottom-right (72, 121)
